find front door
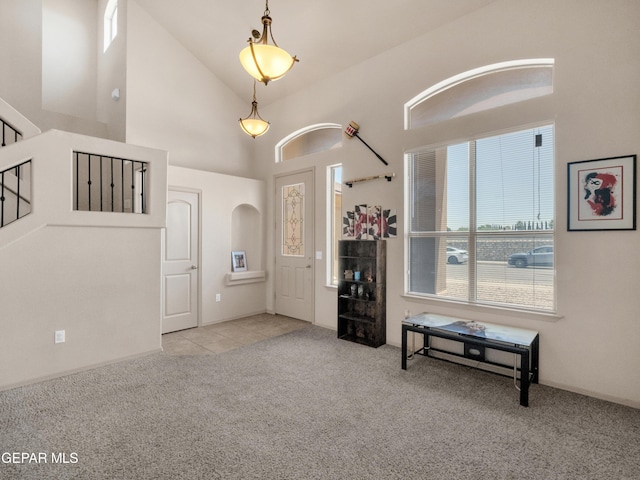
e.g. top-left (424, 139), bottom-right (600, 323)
top-left (275, 170), bottom-right (314, 322)
top-left (162, 189), bottom-right (199, 333)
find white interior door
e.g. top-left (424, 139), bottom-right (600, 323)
top-left (162, 189), bottom-right (199, 333)
top-left (275, 170), bottom-right (314, 322)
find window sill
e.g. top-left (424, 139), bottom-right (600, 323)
top-left (401, 293), bottom-right (562, 323)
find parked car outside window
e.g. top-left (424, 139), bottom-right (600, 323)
top-left (447, 247), bottom-right (468, 264)
top-left (508, 245), bottom-right (554, 268)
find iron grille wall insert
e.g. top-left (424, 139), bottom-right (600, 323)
top-left (73, 151), bottom-right (148, 214)
top-left (0, 160), bottom-right (32, 228)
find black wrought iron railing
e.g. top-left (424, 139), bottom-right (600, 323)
top-left (0, 159), bottom-right (32, 228)
top-left (1, 117), bottom-right (22, 147)
top-left (73, 151), bottom-right (148, 214)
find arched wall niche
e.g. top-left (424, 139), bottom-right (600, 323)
top-left (229, 203), bottom-right (265, 284)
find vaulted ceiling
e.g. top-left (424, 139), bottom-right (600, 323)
top-left (135, 0), bottom-right (496, 106)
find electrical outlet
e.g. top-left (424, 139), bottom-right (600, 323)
top-left (55, 330), bottom-right (65, 344)
top-left (215, 294), bottom-right (221, 302)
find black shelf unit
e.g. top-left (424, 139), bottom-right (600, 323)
top-left (337, 240), bottom-right (386, 347)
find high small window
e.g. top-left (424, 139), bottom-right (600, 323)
top-left (103, 0), bottom-right (118, 52)
top-left (405, 59), bottom-right (554, 130)
top-left (276, 124), bottom-right (341, 163)
top-left (406, 125), bottom-right (555, 312)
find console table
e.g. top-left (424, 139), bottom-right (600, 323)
top-left (401, 313), bottom-right (539, 406)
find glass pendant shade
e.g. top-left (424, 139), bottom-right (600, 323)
top-left (239, 2), bottom-right (298, 86)
top-left (239, 115), bottom-right (270, 138)
top-left (239, 43), bottom-right (297, 85)
top-left (239, 88), bottom-right (270, 139)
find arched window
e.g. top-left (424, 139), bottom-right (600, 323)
top-left (103, 0), bottom-right (118, 52)
top-left (275, 123), bottom-right (342, 163)
top-left (404, 59), bottom-right (554, 130)
top-left (404, 60), bottom-right (556, 314)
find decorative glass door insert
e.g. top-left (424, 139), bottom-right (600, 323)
top-left (282, 183), bottom-right (305, 256)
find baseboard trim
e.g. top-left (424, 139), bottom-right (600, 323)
top-left (0, 348), bottom-right (163, 393)
top-left (540, 380), bottom-right (640, 410)
top-left (387, 336), bottom-right (639, 409)
top-left (201, 310), bottom-right (269, 326)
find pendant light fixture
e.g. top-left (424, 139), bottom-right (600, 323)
top-left (239, 0), bottom-right (299, 85)
top-left (239, 81), bottom-right (270, 138)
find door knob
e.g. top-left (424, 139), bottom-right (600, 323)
top-left (191, 265), bottom-right (198, 270)
top-left (306, 265), bottom-right (311, 269)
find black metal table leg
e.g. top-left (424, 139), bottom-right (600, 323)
top-left (520, 349), bottom-right (530, 407)
top-left (531, 334), bottom-right (539, 384)
top-left (401, 324), bottom-right (408, 370)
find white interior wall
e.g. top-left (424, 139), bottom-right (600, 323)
top-left (0, 0), bottom-right (43, 124)
top-left (0, 0), bottom-right (262, 390)
top-left (0, 226), bottom-right (162, 389)
top-left (0, 0), bottom-right (109, 139)
top-left (167, 166), bottom-right (266, 325)
top-left (42, 0), bottom-right (98, 121)
top-left (255, 0), bottom-right (640, 407)
top-left (125, 1), bottom-right (255, 178)
top-left (0, 129), bottom-right (168, 390)
top-left (96, 0), bottom-right (127, 142)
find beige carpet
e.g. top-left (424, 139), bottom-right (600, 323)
top-left (1, 325), bottom-right (639, 479)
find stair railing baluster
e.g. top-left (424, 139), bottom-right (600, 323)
top-left (15, 164), bottom-right (20, 220)
top-left (141, 165), bottom-right (146, 214)
top-left (99, 156), bottom-right (104, 212)
top-left (0, 118), bottom-right (23, 148)
top-left (0, 160), bottom-right (32, 229)
top-left (131, 160), bottom-right (135, 213)
top-left (110, 157), bottom-right (114, 212)
top-left (1, 170), bottom-right (5, 227)
top-left (75, 152), bottom-right (79, 211)
top-left (121, 159), bottom-right (124, 212)
top-left (87, 154), bottom-right (92, 211)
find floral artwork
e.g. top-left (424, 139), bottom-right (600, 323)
top-left (383, 209), bottom-right (396, 238)
top-left (342, 211), bottom-right (355, 238)
top-left (343, 206), bottom-right (397, 239)
top-left (354, 204), bottom-right (368, 239)
top-left (368, 205), bottom-right (382, 239)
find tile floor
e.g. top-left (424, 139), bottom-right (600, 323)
top-left (161, 313), bottom-right (311, 355)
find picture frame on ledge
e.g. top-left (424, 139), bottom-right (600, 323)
top-left (567, 154), bottom-right (636, 231)
top-left (231, 251), bottom-right (247, 272)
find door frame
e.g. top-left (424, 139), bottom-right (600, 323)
top-left (273, 167), bottom-right (315, 323)
top-left (163, 186), bottom-right (202, 330)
